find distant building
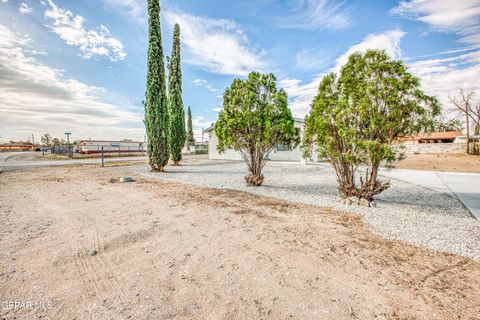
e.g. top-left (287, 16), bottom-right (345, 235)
top-left (0, 142), bottom-right (38, 151)
top-left (397, 131), bottom-right (462, 144)
top-left (77, 140), bottom-right (146, 154)
top-left (183, 141), bottom-right (208, 155)
top-left (203, 118), bottom-right (306, 162)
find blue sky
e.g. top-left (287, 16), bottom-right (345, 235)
top-left (0, 0), bottom-right (479, 142)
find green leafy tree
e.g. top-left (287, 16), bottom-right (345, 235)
top-left (40, 133), bottom-right (52, 146)
top-left (216, 72), bottom-right (299, 186)
top-left (145, 0), bottom-right (169, 171)
top-left (186, 106), bottom-right (195, 145)
top-left (303, 50), bottom-right (439, 202)
top-left (168, 24), bottom-right (186, 165)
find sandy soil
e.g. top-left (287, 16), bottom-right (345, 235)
top-left (393, 153), bottom-right (480, 172)
top-left (0, 166), bottom-right (479, 319)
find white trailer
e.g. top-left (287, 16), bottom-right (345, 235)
top-left (78, 140), bottom-right (146, 154)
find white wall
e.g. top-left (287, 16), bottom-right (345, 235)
top-left (395, 143), bottom-right (466, 154)
top-left (207, 130), bottom-right (243, 160)
top-left (207, 120), bottom-right (305, 162)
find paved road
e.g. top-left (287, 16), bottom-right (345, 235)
top-left (309, 162), bottom-right (480, 220)
top-left (379, 168), bottom-right (480, 220)
top-left (0, 152), bottom-right (146, 171)
top-left (0, 151), bottom-right (28, 162)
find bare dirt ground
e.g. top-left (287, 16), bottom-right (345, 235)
top-left (393, 153), bottom-right (480, 172)
top-left (0, 166), bottom-right (479, 319)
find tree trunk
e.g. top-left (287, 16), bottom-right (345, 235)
top-left (150, 165), bottom-right (165, 172)
top-left (245, 149), bottom-right (264, 186)
top-left (334, 160), bottom-right (390, 202)
top-left (359, 163), bottom-right (390, 201)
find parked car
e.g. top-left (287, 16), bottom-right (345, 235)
top-left (453, 135), bottom-right (480, 143)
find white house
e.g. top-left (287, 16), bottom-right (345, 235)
top-left (203, 117), bottom-right (306, 162)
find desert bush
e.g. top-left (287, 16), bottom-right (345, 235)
top-left (303, 50), bottom-right (439, 201)
top-left (216, 72), bottom-right (299, 186)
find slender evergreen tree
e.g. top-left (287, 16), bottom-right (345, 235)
top-left (145, 0), bottom-right (169, 171)
top-left (168, 23), bottom-right (186, 165)
top-left (187, 106), bottom-right (194, 145)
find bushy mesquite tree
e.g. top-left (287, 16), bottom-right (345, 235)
top-left (216, 72), bottom-right (299, 186)
top-left (168, 23), bottom-right (186, 165)
top-left (303, 50), bottom-right (439, 201)
top-left (145, 0), bottom-right (169, 171)
top-left (41, 133), bottom-right (52, 146)
top-left (187, 106), bottom-right (195, 145)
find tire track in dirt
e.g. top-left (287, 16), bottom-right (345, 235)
top-left (30, 192), bottom-right (131, 314)
top-left (84, 214), bottom-right (129, 305)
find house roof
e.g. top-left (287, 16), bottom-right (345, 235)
top-left (417, 131), bottom-right (462, 140)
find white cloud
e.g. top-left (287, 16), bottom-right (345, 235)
top-left (192, 116), bottom-right (215, 129)
top-left (279, 76), bottom-right (322, 116)
top-left (333, 29), bottom-right (406, 73)
top-left (164, 12), bottom-right (266, 76)
top-left (282, 28), bottom-right (480, 118)
top-left (295, 48), bottom-right (331, 70)
top-left (408, 50), bottom-right (480, 109)
top-left (193, 78), bottom-right (218, 92)
top-left (280, 0), bottom-right (352, 30)
top-left (392, 0), bottom-right (480, 45)
top-left (191, 116), bottom-right (215, 141)
top-left (19, 2), bottom-right (32, 14)
top-left (390, 0), bottom-right (480, 111)
top-left (101, 0), bottom-right (145, 23)
top-left (212, 107), bottom-right (223, 113)
top-left (283, 29), bottom-right (406, 116)
top-left (43, 0), bottom-right (126, 61)
top-left (414, 45), bottom-right (480, 59)
top-left (25, 48), bottom-right (47, 55)
top-left (0, 24), bottom-right (143, 141)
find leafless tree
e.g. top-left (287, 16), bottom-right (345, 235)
top-left (449, 89), bottom-right (480, 154)
top-left (472, 103), bottom-right (480, 135)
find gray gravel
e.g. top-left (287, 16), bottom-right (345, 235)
top-left (122, 160), bottom-right (480, 260)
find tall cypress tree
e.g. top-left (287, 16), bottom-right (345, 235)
top-left (187, 106), bottom-right (194, 145)
top-left (145, 0), bottom-right (169, 171)
top-left (168, 23), bottom-right (186, 165)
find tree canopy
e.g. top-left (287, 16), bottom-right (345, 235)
top-left (303, 49), bottom-right (440, 201)
top-left (216, 71), bottom-right (299, 186)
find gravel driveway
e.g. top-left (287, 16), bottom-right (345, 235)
top-left (123, 160), bottom-right (480, 260)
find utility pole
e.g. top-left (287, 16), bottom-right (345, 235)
top-left (466, 110), bottom-right (470, 155)
top-left (65, 132), bottom-right (71, 157)
top-left (101, 146), bottom-right (104, 167)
